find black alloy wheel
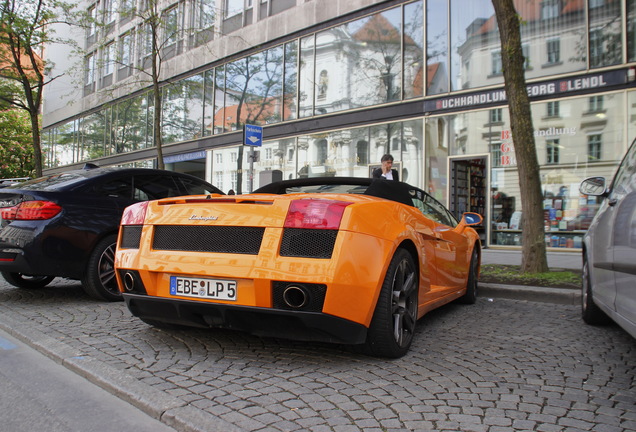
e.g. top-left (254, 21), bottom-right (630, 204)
top-left (81, 234), bottom-right (122, 301)
top-left (364, 248), bottom-right (418, 358)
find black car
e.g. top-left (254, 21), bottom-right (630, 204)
top-left (0, 166), bottom-right (223, 301)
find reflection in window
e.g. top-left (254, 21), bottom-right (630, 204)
top-left (223, 47), bottom-right (284, 128)
top-left (404, 1), bottom-right (424, 99)
top-left (588, 95), bottom-right (604, 112)
top-left (546, 139), bottom-right (560, 164)
top-left (356, 141), bottom-right (369, 166)
top-left (114, 94), bottom-right (150, 153)
top-left (589, 0), bottom-right (622, 68)
top-left (317, 70), bottom-right (328, 100)
top-left (490, 141), bottom-right (502, 168)
top-left (489, 108), bottom-right (502, 123)
top-left (348, 8), bottom-right (403, 105)
top-left (80, 111), bottom-right (108, 161)
top-left (214, 66), bottom-right (226, 133)
top-left (546, 101), bottom-right (559, 117)
top-left (56, 120), bottom-right (78, 166)
top-left (298, 35), bottom-right (315, 118)
top-left (588, 134), bottom-right (602, 161)
top-left (203, 70), bottom-right (214, 136)
top-left (426, 0), bottom-right (448, 95)
top-left (541, 0), bottom-right (560, 20)
top-left (283, 41), bottom-right (298, 121)
top-left (546, 38), bottom-right (560, 64)
top-left (162, 75), bottom-right (204, 144)
top-left (316, 140), bottom-right (328, 164)
top-left (491, 50), bottom-right (502, 75)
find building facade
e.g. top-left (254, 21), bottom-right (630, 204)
top-left (41, 0), bottom-right (636, 249)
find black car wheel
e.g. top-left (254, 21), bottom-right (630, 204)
top-left (82, 234), bottom-right (122, 302)
top-left (1, 272), bottom-right (55, 289)
top-left (457, 249), bottom-right (479, 304)
top-left (364, 248), bottom-right (418, 358)
top-left (581, 254), bottom-right (610, 325)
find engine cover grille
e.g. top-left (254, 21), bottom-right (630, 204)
top-left (153, 226), bottom-right (264, 254)
top-left (279, 228), bottom-right (337, 259)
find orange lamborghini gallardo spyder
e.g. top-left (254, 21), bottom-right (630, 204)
top-left (115, 177), bottom-right (482, 358)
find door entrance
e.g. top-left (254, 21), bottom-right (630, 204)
top-left (449, 156), bottom-right (487, 244)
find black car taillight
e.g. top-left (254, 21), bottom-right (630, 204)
top-left (1, 201), bottom-right (62, 221)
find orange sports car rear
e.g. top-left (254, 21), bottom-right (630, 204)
top-left (115, 178), bottom-right (482, 358)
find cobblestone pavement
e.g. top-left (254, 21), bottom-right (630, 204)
top-left (0, 278), bottom-right (634, 432)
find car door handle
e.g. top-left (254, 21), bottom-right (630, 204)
top-left (608, 198), bottom-right (618, 206)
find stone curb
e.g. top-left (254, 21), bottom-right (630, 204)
top-left (479, 283), bottom-right (581, 305)
top-left (0, 313), bottom-right (243, 432)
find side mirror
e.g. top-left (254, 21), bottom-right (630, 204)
top-left (462, 212), bottom-right (483, 225)
top-left (579, 177), bottom-right (607, 197)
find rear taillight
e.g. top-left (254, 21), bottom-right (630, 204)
top-left (1, 201), bottom-right (62, 220)
top-left (121, 201), bottom-right (149, 225)
top-left (284, 199), bottom-right (352, 230)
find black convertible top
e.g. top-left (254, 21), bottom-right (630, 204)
top-left (253, 177), bottom-right (415, 207)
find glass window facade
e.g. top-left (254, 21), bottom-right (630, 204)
top-left (425, 92), bottom-right (629, 248)
top-left (43, 0), bottom-right (636, 248)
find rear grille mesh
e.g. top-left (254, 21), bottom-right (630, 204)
top-left (153, 226), bottom-right (264, 254)
top-left (120, 226), bottom-right (142, 249)
top-left (279, 228), bottom-right (337, 259)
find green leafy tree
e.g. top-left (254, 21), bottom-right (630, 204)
top-left (0, 108), bottom-right (35, 178)
top-left (492, 0), bottom-right (548, 273)
top-left (0, 0), bottom-right (82, 177)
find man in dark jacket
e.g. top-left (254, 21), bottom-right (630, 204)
top-left (372, 154), bottom-right (399, 181)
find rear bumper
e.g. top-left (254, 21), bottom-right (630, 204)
top-left (123, 293), bottom-right (368, 345)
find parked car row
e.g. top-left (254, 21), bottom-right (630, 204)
top-left (3, 137), bottom-right (635, 356)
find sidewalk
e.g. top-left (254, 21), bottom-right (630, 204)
top-left (480, 248), bottom-right (582, 305)
top-left (482, 248), bottom-right (581, 270)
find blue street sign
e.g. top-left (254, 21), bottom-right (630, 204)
top-left (244, 124), bottom-right (263, 147)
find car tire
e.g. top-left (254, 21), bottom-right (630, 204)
top-left (363, 248), bottom-right (418, 358)
top-left (581, 254), bottom-right (611, 325)
top-left (1, 272), bottom-right (55, 289)
top-left (457, 249), bottom-right (479, 304)
top-left (81, 234), bottom-right (122, 302)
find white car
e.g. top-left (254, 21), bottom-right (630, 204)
top-left (579, 138), bottom-right (636, 339)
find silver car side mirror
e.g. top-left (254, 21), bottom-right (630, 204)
top-left (579, 177), bottom-right (607, 197)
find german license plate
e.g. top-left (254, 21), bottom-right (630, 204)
top-left (169, 276), bottom-right (237, 301)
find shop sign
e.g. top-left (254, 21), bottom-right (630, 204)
top-left (424, 69), bottom-right (627, 113)
top-left (500, 132), bottom-right (516, 167)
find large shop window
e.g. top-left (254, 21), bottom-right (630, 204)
top-left (426, 92), bottom-right (627, 249)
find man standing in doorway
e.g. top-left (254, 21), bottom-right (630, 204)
top-left (372, 154), bottom-right (400, 181)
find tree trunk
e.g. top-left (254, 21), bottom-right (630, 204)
top-left (151, 21), bottom-right (164, 170)
top-left (492, 0), bottom-right (548, 273)
top-left (29, 108), bottom-right (43, 177)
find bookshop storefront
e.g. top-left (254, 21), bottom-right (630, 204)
top-left (214, 70), bottom-right (636, 250)
top-left (423, 71), bottom-right (636, 249)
